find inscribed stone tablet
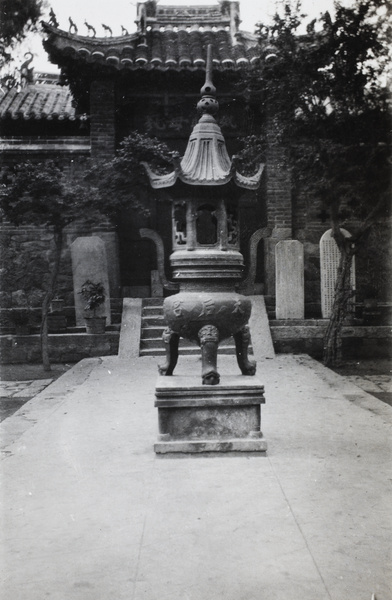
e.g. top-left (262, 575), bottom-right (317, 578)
top-left (320, 229), bottom-right (355, 318)
top-left (71, 236), bottom-right (111, 326)
top-left (275, 240), bottom-right (304, 319)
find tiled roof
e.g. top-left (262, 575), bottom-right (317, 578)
top-left (42, 25), bottom-right (259, 71)
top-left (0, 137), bottom-right (90, 153)
top-left (0, 81), bottom-right (78, 120)
top-left (42, 1), bottom-right (260, 72)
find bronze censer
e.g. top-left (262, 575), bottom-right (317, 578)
top-left (143, 45), bottom-right (263, 385)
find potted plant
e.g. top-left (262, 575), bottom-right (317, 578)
top-left (11, 308), bottom-right (31, 335)
top-left (79, 280), bottom-right (106, 334)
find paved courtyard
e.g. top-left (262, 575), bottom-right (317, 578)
top-left (1, 364), bottom-right (391, 422)
top-left (0, 379), bottom-right (54, 421)
top-left (1, 354), bottom-right (391, 600)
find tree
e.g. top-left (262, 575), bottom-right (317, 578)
top-left (0, 160), bottom-right (96, 370)
top-left (238, 0), bottom-right (391, 365)
top-left (0, 134), bottom-right (177, 370)
top-left (0, 0), bottom-right (43, 73)
top-left (86, 132), bottom-right (179, 221)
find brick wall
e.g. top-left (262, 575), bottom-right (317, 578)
top-left (264, 123), bottom-right (292, 297)
top-left (0, 225), bottom-right (72, 308)
top-left (0, 221), bottom-right (121, 310)
top-left (90, 78), bottom-right (116, 159)
top-left (266, 144), bottom-right (292, 233)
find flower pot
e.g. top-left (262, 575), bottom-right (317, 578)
top-left (84, 316), bottom-right (106, 334)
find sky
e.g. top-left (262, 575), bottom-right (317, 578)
top-left (19, 0), bottom-right (335, 73)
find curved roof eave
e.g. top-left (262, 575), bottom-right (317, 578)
top-left (142, 165), bottom-right (264, 190)
top-left (41, 21), bottom-right (259, 73)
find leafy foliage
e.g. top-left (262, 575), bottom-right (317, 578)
top-left (79, 280), bottom-right (105, 316)
top-left (0, 133), bottom-right (178, 367)
top-left (238, 0), bottom-right (391, 235)
top-left (0, 0), bottom-right (43, 73)
top-left (0, 0), bottom-right (43, 48)
top-left (246, 0), bottom-right (390, 134)
top-left (237, 0), bottom-right (391, 364)
top-left (86, 132), bottom-right (179, 220)
top-left (0, 160), bottom-right (98, 370)
top-left (0, 160), bottom-right (96, 231)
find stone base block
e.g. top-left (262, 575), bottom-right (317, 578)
top-left (154, 375), bottom-right (267, 454)
top-left (154, 438), bottom-right (268, 454)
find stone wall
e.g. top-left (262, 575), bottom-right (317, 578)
top-left (0, 221), bottom-right (121, 311)
top-left (0, 332), bottom-right (119, 364)
top-left (90, 78), bottom-right (116, 159)
top-left (270, 323), bottom-right (392, 359)
top-left (0, 225), bottom-right (72, 308)
top-left (263, 128), bottom-right (292, 298)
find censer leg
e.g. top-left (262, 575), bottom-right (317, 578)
top-left (198, 325), bottom-right (220, 385)
top-left (234, 325), bottom-right (256, 376)
top-left (158, 327), bottom-right (180, 376)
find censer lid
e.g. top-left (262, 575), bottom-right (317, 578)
top-left (142, 44), bottom-right (264, 189)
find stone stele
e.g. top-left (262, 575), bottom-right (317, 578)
top-left (320, 228), bottom-right (355, 318)
top-left (275, 240), bottom-right (304, 320)
top-left (71, 236), bottom-right (111, 326)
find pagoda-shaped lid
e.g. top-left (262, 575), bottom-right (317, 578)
top-left (179, 45), bottom-right (231, 185)
top-left (143, 44), bottom-right (264, 189)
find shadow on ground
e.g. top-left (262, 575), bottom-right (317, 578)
top-left (0, 363), bottom-right (75, 381)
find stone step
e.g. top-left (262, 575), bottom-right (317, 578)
top-left (140, 346), bottom-right (239, 357)
top-left (111, 297), bottom-right (124, 308)
top-left (141, 315), bottom-right (165, 327)
top-left (141, 326), bottom-right (166, 339)
top-left (142, 306), bottom-right (164, 316)
top-left (142, 297), bottom-right (164, 307)
top-left (140, 336), bottom-right (238, 350)
top-left (140, 347), bottom-right (200, 356)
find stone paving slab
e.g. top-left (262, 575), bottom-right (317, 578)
top-left (345, 375), bottom-right (384, 393)
top-left (27, 378), bottom-right (54, 387)
top-left (12, 387), bottom-right (46, 398)
top-left (0, 379), bottom-right (53, 398)
top-left (378, 381), bottom-right (392, 393)
top-left (1, 354), bottom-right (391, 600)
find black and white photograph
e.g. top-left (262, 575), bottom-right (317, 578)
top-left (0, 0), bottom-right (391, 598)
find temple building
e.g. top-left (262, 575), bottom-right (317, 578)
top-left (0, 0), bottom-right (390, 328)
top-left (1, 2), bottom-right (275, 303)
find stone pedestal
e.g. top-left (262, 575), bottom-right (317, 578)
top-left (154, 375), bottom-right (267, 454)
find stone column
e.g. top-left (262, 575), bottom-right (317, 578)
top-left (275, 240), bottom-right (304, 319)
